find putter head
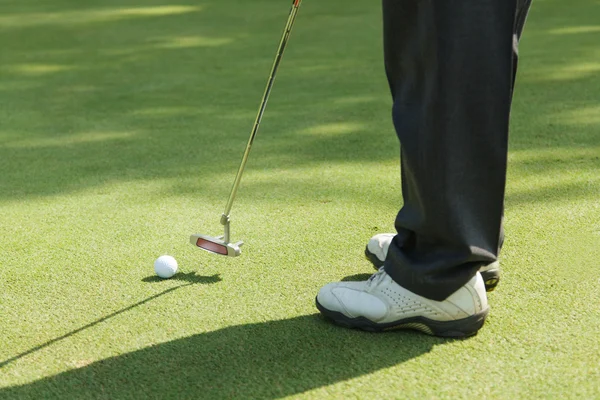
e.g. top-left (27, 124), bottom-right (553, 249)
top-left (190, 234), bottom-right (243, 257)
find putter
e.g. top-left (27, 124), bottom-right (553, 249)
top-left (190, 0), bottom-right (302, 257)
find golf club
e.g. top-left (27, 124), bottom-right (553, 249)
top-left (190, 0), bottom-right (302, 257)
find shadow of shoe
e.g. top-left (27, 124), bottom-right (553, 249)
top-left (341, 273), bottom-right (373, 282)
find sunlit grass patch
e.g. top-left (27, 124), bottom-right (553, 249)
top-left (0, 6), bottom-right (203, 28)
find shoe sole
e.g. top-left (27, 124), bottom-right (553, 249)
top-left (365, 247), bottom-right (500, 292)
top-left (316, 298), bottom-right (489, 338)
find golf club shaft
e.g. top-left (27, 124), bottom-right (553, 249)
top-left (221, 0), bottom-right (302, 223)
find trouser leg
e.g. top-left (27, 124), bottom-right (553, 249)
top-left (382, 0), bottom-right (530, 301)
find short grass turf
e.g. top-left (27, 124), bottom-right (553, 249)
top-left (0, 0), bottom-right (599, 399)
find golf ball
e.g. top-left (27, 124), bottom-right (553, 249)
top-left (154, 255), bottom-right (178, 279)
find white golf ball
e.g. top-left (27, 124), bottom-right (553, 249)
top-left (154, 255), bottom-right (178, 279)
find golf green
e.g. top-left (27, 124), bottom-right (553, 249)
top-left (1, 0), bottom-right (598, 398)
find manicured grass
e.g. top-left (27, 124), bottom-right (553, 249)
top-left (0, 0), bottom-right (598, 398)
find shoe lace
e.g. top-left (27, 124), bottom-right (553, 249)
top-left (367, 267), bottom-right (386, 288)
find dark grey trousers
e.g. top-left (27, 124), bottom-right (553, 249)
top-left (382, 0), bottom-right (533, 301)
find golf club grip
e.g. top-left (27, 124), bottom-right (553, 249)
top-left (221, 1), bottom-right (302, 218)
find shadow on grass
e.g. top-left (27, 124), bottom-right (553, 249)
top-left (507, 179), bottom-right (600, 207)
top-left (341, 273), bottom-right (373, 281)
top-left (0, 314), bottom-right (445, 399)
top-left (142, 271), bottom-right (221, 284)
top-left (0, 0), bottom-right (599, 209)
top-left (0, 273), bottom-right (220, 370)
top-left (0, 0), bottom-right (397, 204)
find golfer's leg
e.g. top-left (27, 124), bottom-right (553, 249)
top-left (382, 0), bottom-right (521, 301)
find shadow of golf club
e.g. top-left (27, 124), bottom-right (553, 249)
top-left (0, 273), bottom-right (220, 369)
top-left (0, 314), bottom-right (445, 399)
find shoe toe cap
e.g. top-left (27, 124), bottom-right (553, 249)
top-left (317, 284), bottom-right (388, 321)
top-left (316, 283), bottom-right (346, 313)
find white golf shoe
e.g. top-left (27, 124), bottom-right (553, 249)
top-left (365, 233), bottom-right (501, 291)
top-left (316, 269), bottom-right (489, 337)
